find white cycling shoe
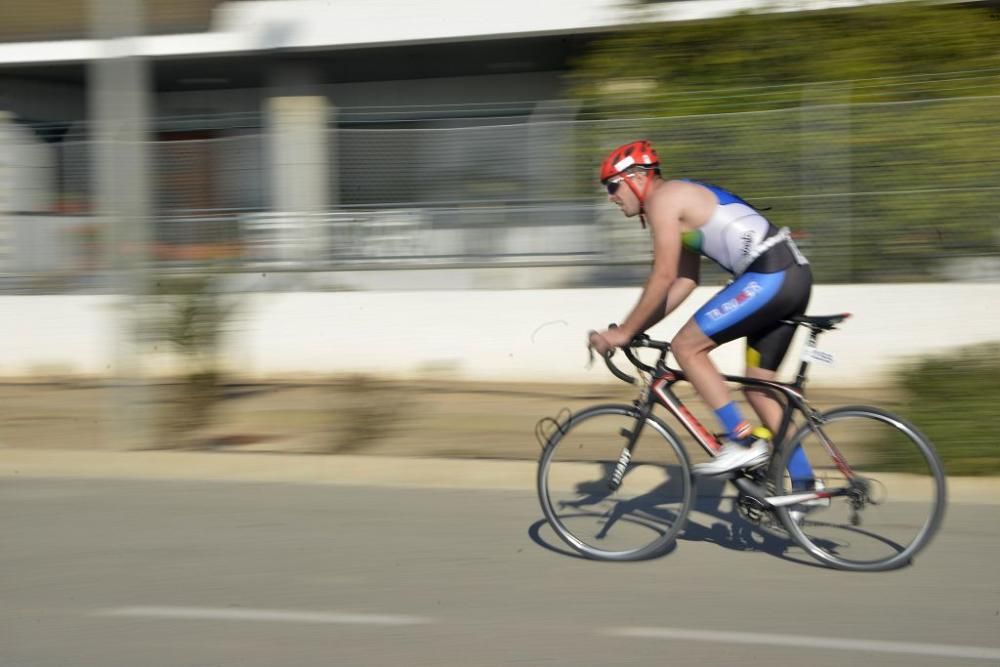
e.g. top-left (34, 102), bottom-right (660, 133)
top-left (693, 437), bottom-right (770, 477)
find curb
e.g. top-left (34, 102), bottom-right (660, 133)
top-left (1, 449), bottom-right (999, 504)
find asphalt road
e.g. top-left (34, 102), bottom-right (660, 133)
top-left (2, 478), bottom-right (998, 667)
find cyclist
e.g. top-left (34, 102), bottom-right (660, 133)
top-left (588, 139), bottom-right (815, 482)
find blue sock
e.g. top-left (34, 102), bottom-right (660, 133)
top-left (787, 444), bottom-right (816, 488)
top-left (714, 401), bottom-right (751, 443)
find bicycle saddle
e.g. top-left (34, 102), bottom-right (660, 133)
top-left (788, 313), bottom-right (851, 330)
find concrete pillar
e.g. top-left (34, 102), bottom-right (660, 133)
top-left (266, 94), bottom-right (332, 265)
top-left (89, 0), bottom-right (153, 449)
top-left (0, 117), bottom-right (56, 212)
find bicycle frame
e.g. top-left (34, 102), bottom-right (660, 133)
top-left (648, 368), bottom-right (807, 457)
top-left (612, 338), bottom-right (860, 507)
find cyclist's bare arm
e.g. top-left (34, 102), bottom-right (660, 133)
top-left (632, 249), bottom-right (699, 334)
top-left (616, 186), bottom-right (686, 339)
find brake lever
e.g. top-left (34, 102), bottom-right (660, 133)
top-left (585, 341), bottom-right (613, 369)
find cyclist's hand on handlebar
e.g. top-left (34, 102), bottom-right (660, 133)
top-left (587, 326), bottom-right (632, 356)
top-left (587, 330), bottom-right (611, 357)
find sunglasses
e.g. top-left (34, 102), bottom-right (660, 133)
top-left (605, 171), bottom-right (643, 195)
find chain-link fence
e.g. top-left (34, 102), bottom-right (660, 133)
top-left (1, 94), bottom-right (998, 292)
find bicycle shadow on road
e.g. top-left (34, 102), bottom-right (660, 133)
top-left (530, 464), bottom-right (821, 568)
top-left (682, 476), bottom-right (817, 567)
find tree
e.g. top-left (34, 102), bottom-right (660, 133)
top-left (570, 2), bottom-right (1000, 281)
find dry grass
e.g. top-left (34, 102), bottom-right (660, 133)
top-left (0, 380), bottom-right (904, 460)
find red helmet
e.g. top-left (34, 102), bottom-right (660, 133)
top-left (599, 140), bottom-right (660, 183)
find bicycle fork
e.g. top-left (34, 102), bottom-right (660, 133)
top-left (608, 406), bottom-right (651, 491)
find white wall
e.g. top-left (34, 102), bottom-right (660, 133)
top-left (0, 284), bottom-right (996, 386)
top-left (0, 295), bottom-right (117, 377)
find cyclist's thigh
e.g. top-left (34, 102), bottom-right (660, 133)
top-left (748, 322), bottom-right (798, 372)
top-left (693, 267), bottom-right (808, 350)
top-left (746, 265), bottom-right (812, 370)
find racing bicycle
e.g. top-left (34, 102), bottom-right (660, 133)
top-left (535, 314), bottom-right (946, 571)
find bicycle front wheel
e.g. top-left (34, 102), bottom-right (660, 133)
top-left (771, 405), bottom-right (947, 571)
top-left (537, 404), bottom-right (694, 561)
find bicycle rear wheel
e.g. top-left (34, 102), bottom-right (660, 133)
top-left (537, 404), bottom-right (694, 561)
top-left (771, 405), bottom-right (946, 571)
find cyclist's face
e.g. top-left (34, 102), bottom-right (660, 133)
top-left (606, 172), bottom-right (643, 217)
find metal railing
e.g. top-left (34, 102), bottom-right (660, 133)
top-left (1, 94), bottom-right (998, 292)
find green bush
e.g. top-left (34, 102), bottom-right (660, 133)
top-left (140, 276), bottom-right (240, 448)
top-left (888, 343), bottom-right (1000, 475)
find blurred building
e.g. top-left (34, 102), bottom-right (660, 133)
top-left (0, 0), bottom-right (996, 288)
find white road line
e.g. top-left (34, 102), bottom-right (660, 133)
top-left (93, 606), bottom-right (432, 626)
top-left (606, 627), bottom-right (1000, 661)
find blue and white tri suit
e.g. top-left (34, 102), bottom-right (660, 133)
top-left (681, 180), bottom-right (816, 484)
top-left (681, 180), bottom-right (812, 372)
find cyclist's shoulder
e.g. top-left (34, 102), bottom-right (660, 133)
top-left (660, 178), bottom-right (753, 206)
top-left (645, 179), bottom-right (698, 219)
top-left (654, 178), bottom-right (707, 199)
top-left (684, 179), bottom-right (754, 205)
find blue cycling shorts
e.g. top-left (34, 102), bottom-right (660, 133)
top-left (693, 263), bottom-right (812, 371)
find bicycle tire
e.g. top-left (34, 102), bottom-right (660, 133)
top-left (537, 404), bottom-right (694, 561)
top-left (770, 405), bottom-right (947, 572)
